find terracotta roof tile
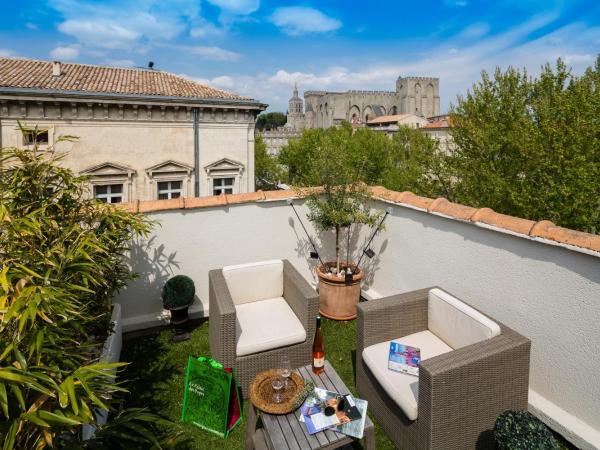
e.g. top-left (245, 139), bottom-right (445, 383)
top-left (428, 197), bottom-right (478, 220)
top-left (226, 191), bottom-right (265, 204)
top-left (0, 57), bottom-right (251, 101)
top-left (471, 208), bottom-right (536, 235)
top-left (530, 221), bottom-right (600, 252)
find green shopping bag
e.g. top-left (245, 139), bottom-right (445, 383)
top-left (180, 356), bottom-right (242, 438)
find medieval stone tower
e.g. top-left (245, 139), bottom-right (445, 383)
top-left (396, 76), bottom-right (440, 118)
top-left (286, 81), bottom-right (305, 130)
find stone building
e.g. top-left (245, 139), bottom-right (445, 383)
top-left (421, 114), bottom-right (453, 154)
top-left (0, 58), bottom-right (266, 202)
top-left (303, 76), bottom-right (440, 129)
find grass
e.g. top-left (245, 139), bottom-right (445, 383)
top-left (121, 318), bottom-right (575, 450)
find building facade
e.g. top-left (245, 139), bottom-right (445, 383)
top-left (302, 76), bottom-right (440, 129)
top-left (0, 58), bottom-right (266, 202)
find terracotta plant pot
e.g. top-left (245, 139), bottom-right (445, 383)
top-left (316, 262), bottom-right (363, 321)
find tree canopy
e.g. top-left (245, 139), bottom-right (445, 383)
top-left (449, 57), bottom-right (600, 233)
top-left (255, 112), bottom-right (287, 130)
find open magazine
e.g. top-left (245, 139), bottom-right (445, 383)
top-left (298, 387), bottom-right (367, 438)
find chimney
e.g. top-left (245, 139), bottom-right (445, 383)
top-left (52, 61), bottom-right (61, 77)
top-left (148, 61), bottom-right (154, 69)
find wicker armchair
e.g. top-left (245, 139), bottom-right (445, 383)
top-left (356, 287), bottom-right (531, 450)
top-left (209, 259), bottom-right (319, 396)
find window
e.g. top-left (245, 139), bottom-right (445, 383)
top-left (24, 129), bottom-right (49, 146)
top-left (157, 180), bottom-right (182, 200)
top-left (94, 184), bottom-right (123, 203)
top-left (213, 177), bottom-right (234, 196)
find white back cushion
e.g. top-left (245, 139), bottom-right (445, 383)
top-left (428, 288), bottom-right (501, 349)
top-left (223, 260), bottom-right (283, 305)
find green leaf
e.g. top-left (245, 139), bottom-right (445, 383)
top-left (9, 384), bottom-right (25, 411)
top-left (21, 411), bottom-right (51, 428)
top-left (37, 410), bottom-right (82, 426)
top-left (0, 382), bottom-right (8, 418)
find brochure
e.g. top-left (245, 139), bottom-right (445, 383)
top-left (298, 387), bottom-right (362, 434)
top-left (388, 341), bottom-right (421, 376)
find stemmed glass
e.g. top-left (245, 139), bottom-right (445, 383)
top-left (280, 356), bottom-right (292, 390)
top-left (272, 376), bottom-right (284, 403)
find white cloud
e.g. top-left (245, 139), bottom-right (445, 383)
top-left (50, 45), bottom-right (80, 60)
top-left (269, 7), bottom-right (341, 36)
top-left (50, 0), bottom-right (197, 50)
top-left (190, 20), bottom-right (226, 38)
top-left (564, 53), bottom-right (594, 64)
top-left (58, 20), bottom-right (139, 50)
top-left (105, 58), bottom-right (136, 67)
top-left (0, 48), bottom-right (16, 57)
top-left (189, 46), bottom-right (241, 62)
top-left (206, 0), bottom-right (259, 15)
top-left (193, 16), bottom-right (600, 112)
top-left (457, 23), bottom-right (490, 39)
top-left (25, 22), bottom-right (37, 30)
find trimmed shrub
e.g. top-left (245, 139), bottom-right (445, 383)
top-left (162, 275), bottom-right (196, 309)
top-left (494, 410), bottom-right (559, 449)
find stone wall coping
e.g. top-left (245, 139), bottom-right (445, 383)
top-left (116, 186), bottom-right (600, 257)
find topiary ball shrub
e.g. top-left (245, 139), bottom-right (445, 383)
top-left (162, 275), bottom-right (195, 309)
top-left (494, 410), bottom-right (559, 450)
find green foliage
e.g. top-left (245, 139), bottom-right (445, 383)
top-left (0, 136), bottom-right (177, 448)
top-left (494, 410), bottom-right (559, 449)
top-left (161, 275), bottom-right (195, 309)
top-left (279, 121), bottom-right (444, 196)
top-left (254, 134), bottom-right (284, 190)
top-left (450, 57), bottom-right (600, 233)
top-left (280, 122), bottom-right (385, 264)
top-left (255, 112), bottom-right (287, 130)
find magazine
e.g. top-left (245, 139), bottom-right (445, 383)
top-left (335, 395), bottom-right (368, 439)
top-left (388, 341), bottom-right (421, 376)
top-left (298, 387), bottom-right (362, 434)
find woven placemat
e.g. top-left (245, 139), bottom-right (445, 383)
top-left (249, 369), bottom-right (305, 415)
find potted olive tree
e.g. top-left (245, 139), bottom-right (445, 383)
top-left (305, 182), bottom-right (383, 320)
top-left (162, 275), bottom-right (195, 342)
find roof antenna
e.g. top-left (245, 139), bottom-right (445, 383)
top-left (148, 61), bottom-right (154, 69)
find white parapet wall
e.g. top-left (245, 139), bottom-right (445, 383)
top-left (115, 197), bottom-right (600, 448)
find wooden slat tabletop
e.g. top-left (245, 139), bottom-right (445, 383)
top-left (258, 361), bottom-right (374, 450)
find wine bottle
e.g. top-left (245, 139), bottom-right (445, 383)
top-left (312, 315), bottom-right (325, 374)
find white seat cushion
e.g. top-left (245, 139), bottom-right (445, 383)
top-left (223, 260), bottom-right (283, 305)
top-left (362, 330), bottom-right (452, 420)
top-left (235, 297), bottom-right (306, 357)
top-left (428, 288), bottom-right (501, 349)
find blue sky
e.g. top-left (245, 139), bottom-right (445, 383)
top-left (1, 0), bottom-right (599, 112)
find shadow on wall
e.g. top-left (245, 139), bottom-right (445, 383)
top-left (287, 212), bottom-right (388, 289)
top-left (119, 235), bottom-right (182, 318)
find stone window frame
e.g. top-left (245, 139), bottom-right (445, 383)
top-left (204, 158), bottom-right (245, 196)
top-left (80, 162), bottom-right (136, 202)
top-left (145, 160), bottom-right (193, 200)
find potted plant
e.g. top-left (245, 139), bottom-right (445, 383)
top-left (494, 410), bottom-right (559, 449)
top-left (162, 275), bottom-right (196, 342)
top-left (305, 182), bottom-right (383, 320)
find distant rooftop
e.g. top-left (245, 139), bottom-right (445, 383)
top-left (367, 114), bottom-right (418, 124)
top-left (0, 57), bottom-right (254, 102)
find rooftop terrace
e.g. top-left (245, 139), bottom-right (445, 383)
top-left (113, 187), bottom-right (599, 449)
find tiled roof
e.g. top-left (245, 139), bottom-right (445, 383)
top-left (367, 114), bottom-right (413, 124)
top-left (422, 117), bottom-right (450, 129)
top-left (0, 57), bottom-right (250, 101)
top-left (115, 187), bottom-right (600, 256)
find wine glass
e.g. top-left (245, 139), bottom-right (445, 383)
top-left (272, 376), bottom-right (284, 403)
top-left (280, 356), bottom-right (292, 389)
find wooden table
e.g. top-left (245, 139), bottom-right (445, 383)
top-left (246, 360), bottom-right (375, 450)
